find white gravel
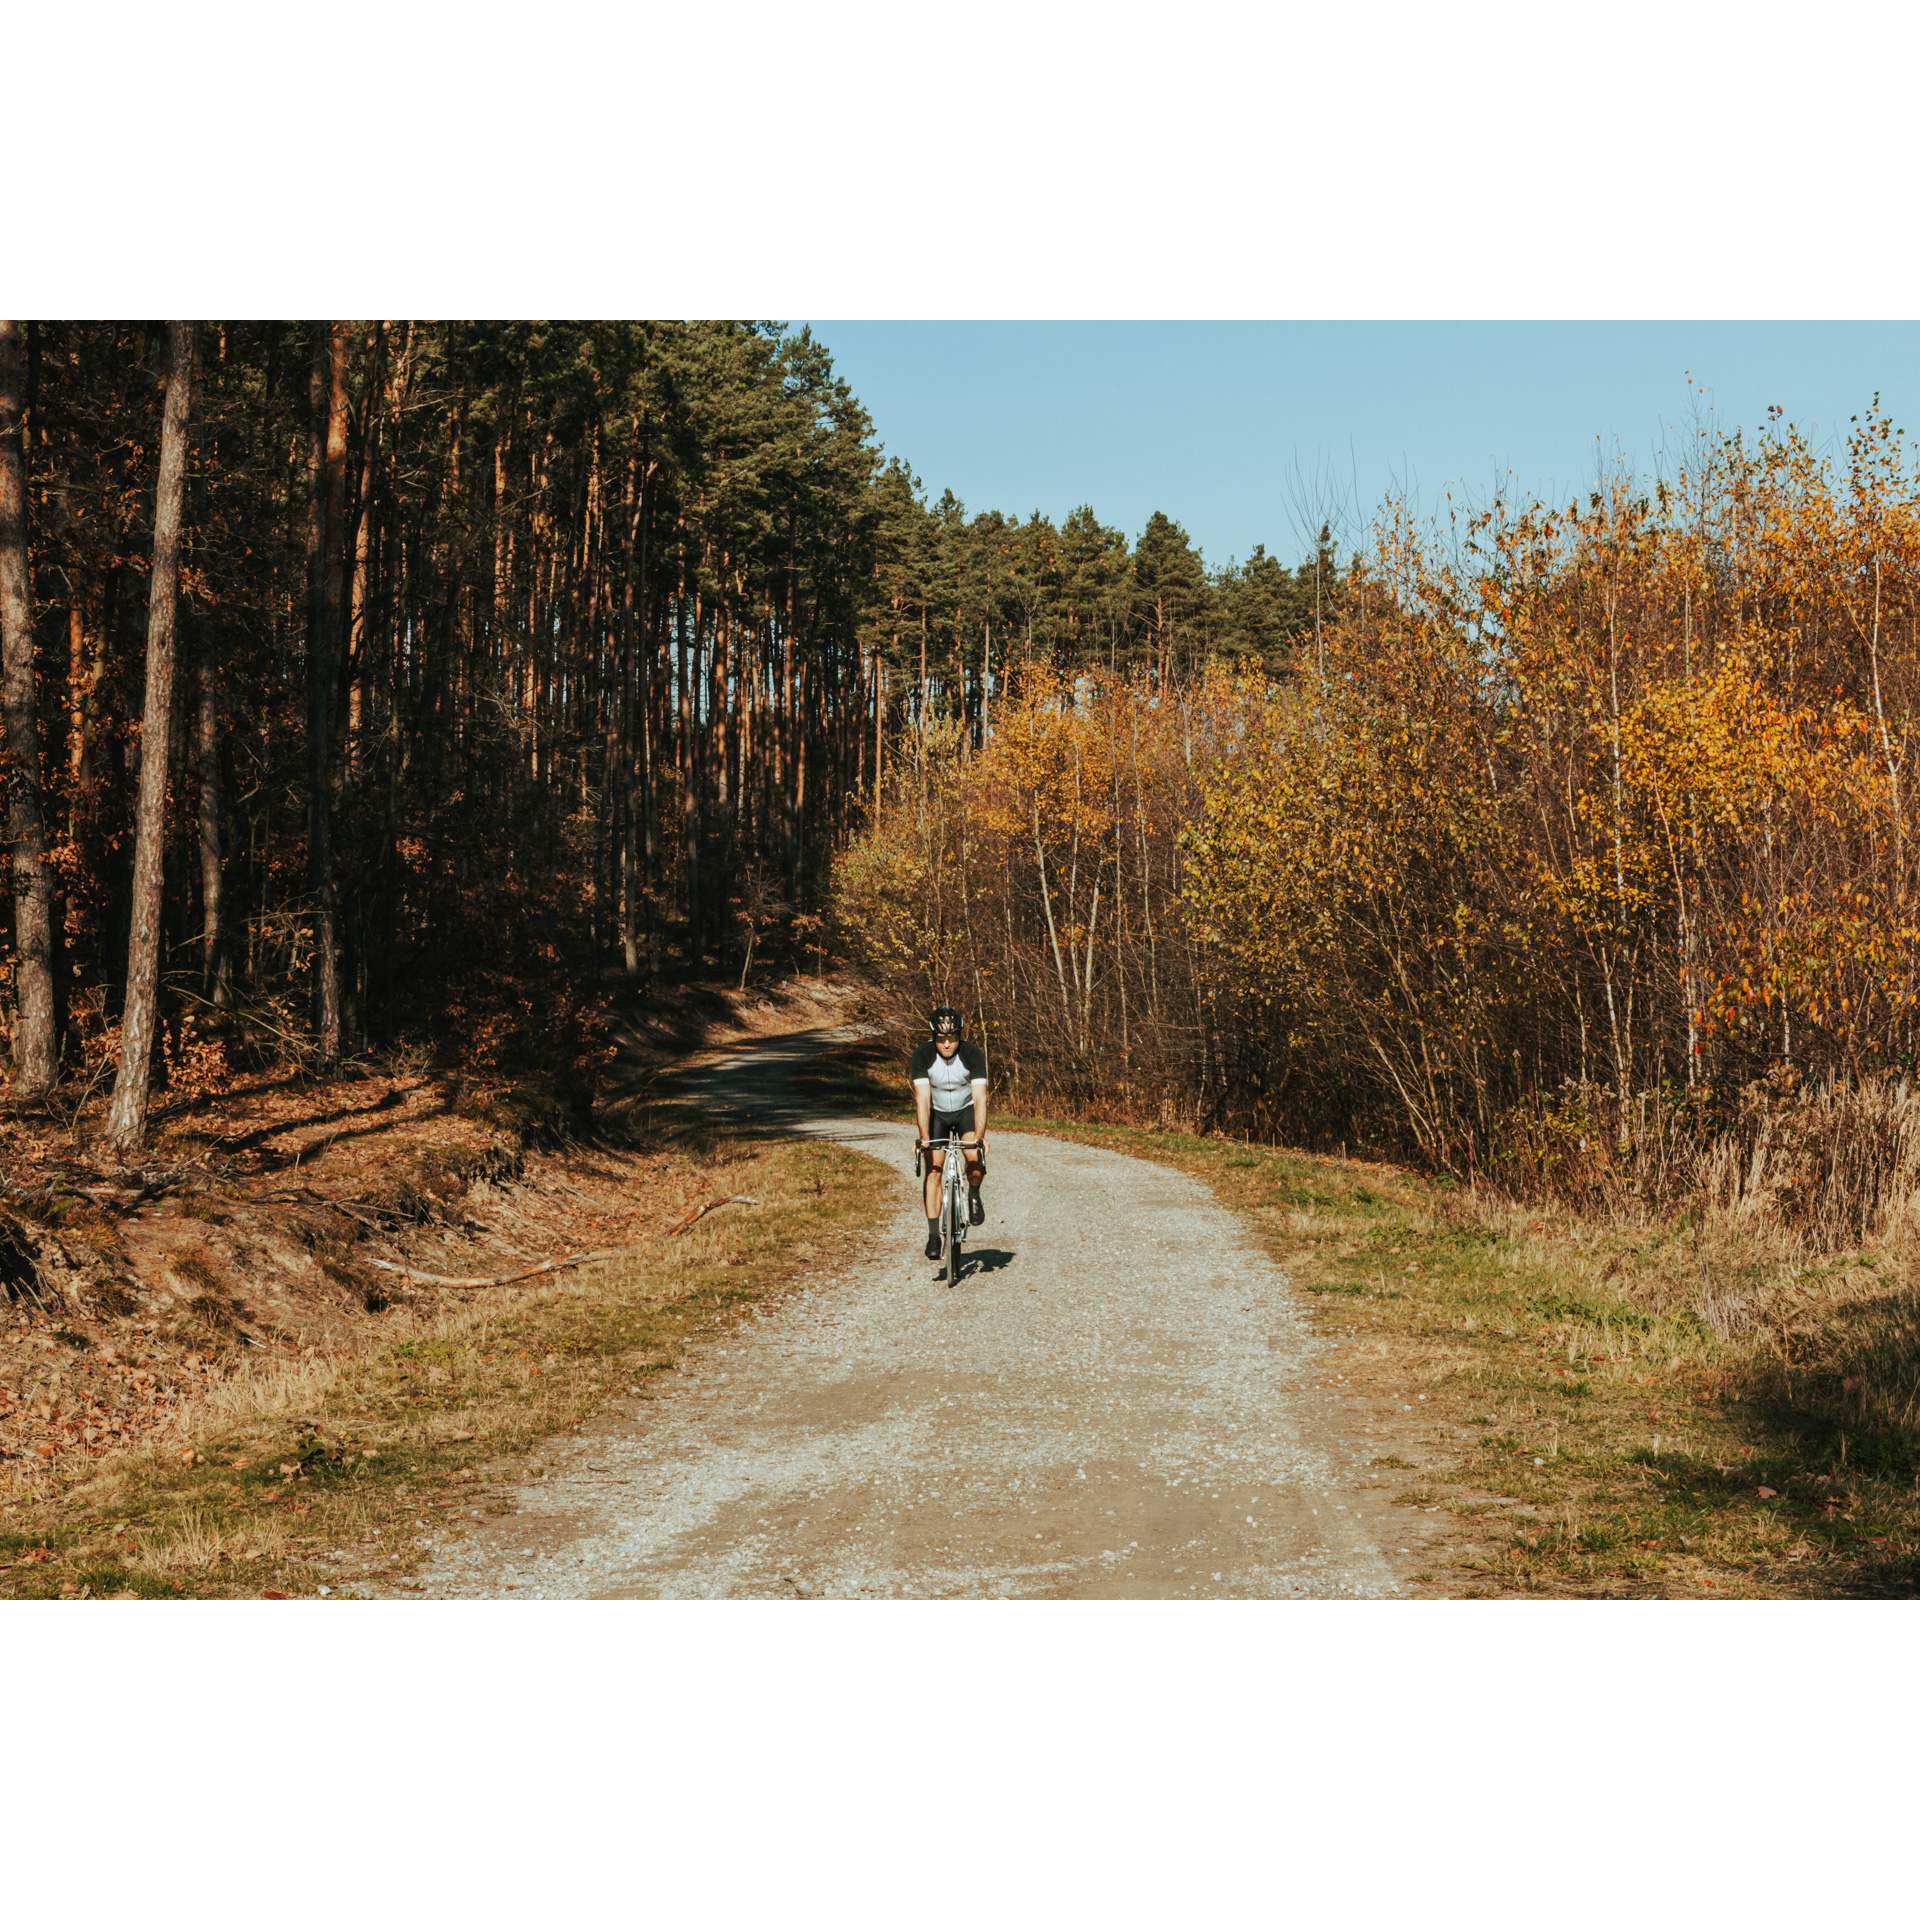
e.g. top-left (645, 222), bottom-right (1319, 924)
top-left (399, 1028), bottom-right (1442, 1600)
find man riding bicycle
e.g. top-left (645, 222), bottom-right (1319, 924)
top-left (911, 1006), bottom-right (988, 1260)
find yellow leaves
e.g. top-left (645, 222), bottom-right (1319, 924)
top-left (840, 412), bottom-right (1920, 1142)
top-left (1619, 654), bottom-right (1814, 829)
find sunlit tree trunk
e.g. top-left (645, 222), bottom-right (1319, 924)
top-left (105, 321), bottom-right (195, 1154)
top-left (614, 551), bottom-right (639, 976)
top-left (0, 320), bottom-right (56, 1095)
top-left (679, 560), bottom-right (703, 967)
top-left (782, 511), bottom-right (798, 896)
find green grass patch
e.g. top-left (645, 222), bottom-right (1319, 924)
top-left (981, 1104), bottom-right (1920, 1598)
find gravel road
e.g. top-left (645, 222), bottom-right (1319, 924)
top-left (405, 1027), bottom-right (1451, 1599)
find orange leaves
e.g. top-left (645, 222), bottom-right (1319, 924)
top-left (1178, 415), bottom-right (1920, 1146)
top-left (838, 405), bottom-right (1920, 1163)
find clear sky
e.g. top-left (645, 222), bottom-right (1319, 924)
top-left (806, 323), bottom-right (1920, 572)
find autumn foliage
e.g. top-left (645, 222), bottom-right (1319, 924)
top-left (840, 403), bottom-right (1920, 1239)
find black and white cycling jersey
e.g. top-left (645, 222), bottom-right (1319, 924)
top-left (909, 1037), bottom-right (988, 1114)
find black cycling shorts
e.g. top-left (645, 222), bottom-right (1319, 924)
top-left (927, 1109), bottom-right (975, 1149)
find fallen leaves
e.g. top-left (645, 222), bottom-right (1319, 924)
top-left (0, 1075), bottom-right (868, 1601)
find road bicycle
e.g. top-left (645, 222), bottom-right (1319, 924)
top-left (915, 1127), bottom-right (985, 1288)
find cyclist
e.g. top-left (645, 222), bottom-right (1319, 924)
top-left (910, 1006), bottom-right (988, 1260)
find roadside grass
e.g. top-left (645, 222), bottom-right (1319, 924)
top-left (0, 1132), bottom-right (888, 1600)
top-left (793, 1027), bottom-right (1919, 1597)
top-left (982, 1113), bottom-right (1920, 1596)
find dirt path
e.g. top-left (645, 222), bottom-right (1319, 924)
top-left (404, 1028), bottom-right (1455, 1599)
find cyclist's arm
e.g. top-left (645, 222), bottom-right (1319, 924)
top-left (909, 1039), bottom-right (934, 1140)
top-left (965, 1041), bottom-right (988, 1138)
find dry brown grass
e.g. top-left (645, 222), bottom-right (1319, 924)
top-left (0, 1131), bottom-right (889, 1599)
top-left (1497, 1068), bottom-right (1920, 1260)
top-left (1699, 1069), bottom-right (1920, 1257)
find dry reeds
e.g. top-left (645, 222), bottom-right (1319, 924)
top-left (1701, 1071), bottom-right (1920, 1258)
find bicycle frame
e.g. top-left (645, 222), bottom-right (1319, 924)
top-left (915, 1127), bottom-right (984, 1283)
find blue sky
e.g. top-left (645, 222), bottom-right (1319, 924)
top-left (806, 323), bottom-right (1920, 572)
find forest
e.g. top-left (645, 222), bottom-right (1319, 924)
top-left (837, 395), bottom-right (1920, 1251)
top-left (7, 319), bottom-right (1920, 1255)
top-left (0, 320), bottom-right (1323, 1152)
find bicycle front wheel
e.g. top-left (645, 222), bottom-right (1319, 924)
top-left (941, 1185), bottom-right (962, 1286)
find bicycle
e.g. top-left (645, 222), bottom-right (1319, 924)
top-left (916, 1128), bottom-right (985, 1288)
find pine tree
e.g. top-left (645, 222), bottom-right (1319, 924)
top-left (0, 321), bottom-right (56, 1096)
top-left (105, 322), bottom-right (196, 1155)
top-left (1133, 511), bottom-right (1207, 683)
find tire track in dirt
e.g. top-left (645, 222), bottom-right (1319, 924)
top-left (400, 1027), bottom-right (1453, 1599)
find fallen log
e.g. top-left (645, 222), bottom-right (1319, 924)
top-left (664, 1194), bottom-right (758, 1239)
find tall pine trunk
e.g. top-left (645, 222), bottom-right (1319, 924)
top-left (0, 321), bottom-right (56, 1095)
top-left (195, 626), bottom-right (228, 1003)
top-left (105, 321), bottom-right (195, 1154)
top-left (306, 323), bottom-right (347, 1060)
top-left (679, 560), bottom-right (703, 968)
top-left (617, 429), bottom-right (644, 974)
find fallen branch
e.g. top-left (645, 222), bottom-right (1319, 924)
top-left (363, 1249), bottom-right (618, 1291)
top-left (1, 1168), bottom-right (192, 1212)
top-left (664, 1194), bottom-right (758, 1239)
top-left (230, 1326), bottom-right (304, 1354)
top-left (248, 1185), bottom-right (392, 1228)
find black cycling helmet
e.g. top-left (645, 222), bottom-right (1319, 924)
top-left (928, 1006), bottom-right (965, 1039)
